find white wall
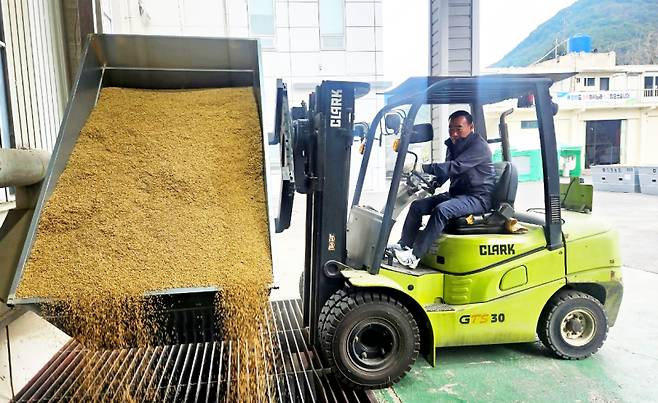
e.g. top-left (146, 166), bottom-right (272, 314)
top-left (106, 0), bottom-right (229, 36)
top-left (642, 115), bottom-right (658, 164)
top-left (0, 0), bottom-right (69, 205)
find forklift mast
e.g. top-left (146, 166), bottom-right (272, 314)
top-left (274, 80), bottom-right (370, 344)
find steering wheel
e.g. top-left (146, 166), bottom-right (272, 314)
top-left (415, 170), bottom-right (439, 194)
top-left (402, 151), bottom-right (438, 194)
top-left (406, 169), bottom-right (437, 195)
top-left (410, 169), bottom-right (431, 187)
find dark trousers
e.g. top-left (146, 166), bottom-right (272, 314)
top-left (399, 192), bottom-right (490, 257)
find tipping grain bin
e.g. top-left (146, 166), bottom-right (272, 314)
top-left (0, 34), bottom-right (272, 343)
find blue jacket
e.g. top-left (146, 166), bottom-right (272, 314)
top-left (422, 132), bottom-right (495, 203)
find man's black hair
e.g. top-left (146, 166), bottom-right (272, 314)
top-left (449, 110), bottom-right (473, 124)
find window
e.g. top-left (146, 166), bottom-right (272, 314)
top-left (600, 77), bottom-right (609, 91)
top-left (584, 77), bottom-right (595, 87)
top-left (645, 75), bottom-right (657, 97)
top-left (521, 120), bottom-right (538, 129)
top-left (644, 76), bottom-right (654, 89)
top-left (248, 0), bottom-right (275, 37)
top-left (319, 0), bottom-right (344, 49)
top-left (585, 120), bottom-right (621, 168)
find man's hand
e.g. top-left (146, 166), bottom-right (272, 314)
top-left (422, 163), bottom-right (449, 188)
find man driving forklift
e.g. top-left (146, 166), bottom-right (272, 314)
top-left (392, 110), bottom-right (496, 268)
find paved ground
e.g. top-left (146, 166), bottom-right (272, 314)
top-left (513, 180), bottom-right (658, 274)
top-left (593, 190), bottom-right (658, 274)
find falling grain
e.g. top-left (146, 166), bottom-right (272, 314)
top-left (17, 87), bottom-right (274, 400)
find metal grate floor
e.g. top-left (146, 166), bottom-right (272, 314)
top-left (14, 299), bottom-right (375, 402)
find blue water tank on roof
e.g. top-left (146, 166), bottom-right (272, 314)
top-left (568, 34), bottom-right (592, 53)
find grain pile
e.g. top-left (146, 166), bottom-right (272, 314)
top-left (17, 87), bottom-right (273, 400)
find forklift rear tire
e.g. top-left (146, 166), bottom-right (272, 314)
top-left (538, 289), bottom-right (608, 360)
top-left (319, 290), bottom-right (420, 389)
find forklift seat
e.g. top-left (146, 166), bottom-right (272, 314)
top-left (491, 161), bottom-right (518, 208)
top-left (447, 161), bottom-right (518, 235)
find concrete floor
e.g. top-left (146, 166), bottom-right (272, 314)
top-left (592, 190), bottom-right (658, 274)
top-left (1, 182), bottom-right (657, 401)
top-left (0, 312), bottom-right (69, 401)
top-left (0, 208), bottom-right (71, 401)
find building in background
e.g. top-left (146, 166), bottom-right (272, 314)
top-left (0, 0), bottom-right (483, 202)
top-left (100, 0), bottom-right (389, 192)
top-left (429, 0), bottom-right (479, 160)
top-left (485, 50), bottom-right (658, 171)
top-left (381, 0), bottom-right (479, 177)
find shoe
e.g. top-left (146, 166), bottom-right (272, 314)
top-left (394, 248), bottom-right (420, 269)
top-left (387, 242), bottom-right (404, 251)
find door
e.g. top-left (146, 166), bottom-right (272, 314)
top-left (585, 120), bottom-right (621, 168)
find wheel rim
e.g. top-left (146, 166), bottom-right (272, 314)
top-left (347, 319), bottom-right (399, 371)
top-left (560, 308), bottom-right (597, 347)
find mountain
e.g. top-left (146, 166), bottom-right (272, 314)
top-left (492, 0), bottom-right (658, 67)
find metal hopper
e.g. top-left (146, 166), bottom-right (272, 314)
top-left (0, 34), bottom-right (271, 343)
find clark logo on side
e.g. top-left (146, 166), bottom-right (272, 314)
top-left (479, 244), bottom-right (515, 256)
top-left (330, 89), bottom-right (343, 127)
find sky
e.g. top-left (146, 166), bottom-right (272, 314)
top-left (382, 0), bottom-right (430, 86)
top-left (383, 0), bottom-right (577, 85)
top-left (479, 0), bottom-right (577, 68)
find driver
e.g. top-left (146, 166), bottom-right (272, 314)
top-left (392, 110), bottom-right (496, 268)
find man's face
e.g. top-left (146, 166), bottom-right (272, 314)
top-left (448, 116), bottom-right (474, 144)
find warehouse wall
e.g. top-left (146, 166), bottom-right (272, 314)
top-left (646, 115), bottom-right (658, 164)
top-left (0, 0), bottom-right (69, 205)
top-left (429, 0), bottom-right (479, 160)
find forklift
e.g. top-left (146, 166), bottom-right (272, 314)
top-left (272, 74), bottom-right (623, 389)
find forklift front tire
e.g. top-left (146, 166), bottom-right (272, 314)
top-left (319, 291), bottom-right (420, 389)
top-left (538, 289), bottom-right (608, 360)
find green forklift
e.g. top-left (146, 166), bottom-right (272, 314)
top-left (273, 74), bottom-right (623, 389)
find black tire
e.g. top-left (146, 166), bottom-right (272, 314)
top-left (318, 290), bottom-right (420, 389)
top-left (537, 289), bottom-right (608, 360)
top-left (536, 309), bottom-right (549, 347)
top-left (318, 288), bottom-right (349, 349)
